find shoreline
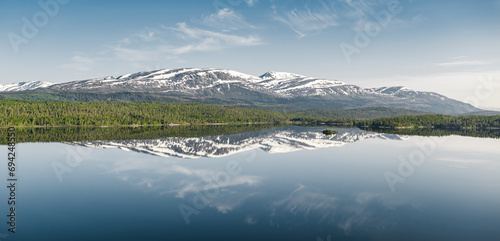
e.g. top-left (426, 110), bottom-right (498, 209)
top-left (0, 121), bottom-right (290, 129)
top-left (1, 123), bottom-right (498, 130)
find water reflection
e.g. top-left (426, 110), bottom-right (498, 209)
top-left (8, 127), bottom-right (500, 240)
top-left (71, 126), bottom-right (409, 158)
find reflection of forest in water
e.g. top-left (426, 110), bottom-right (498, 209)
top-left (0, 124), bottom-right (498, 145)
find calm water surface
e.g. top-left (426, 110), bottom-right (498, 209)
top-left (1, 127), bottom-right (499, 241)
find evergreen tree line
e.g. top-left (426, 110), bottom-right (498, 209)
top-left (0, 100), bottom-right (290, 126)
top-left (354, 115), bottom-right (500, 129)
top-left (293, 115), bottom-right (500, 129)
top-left (0, 100), bottom-right (499, 129)
top-left (0, 124), bottom-right (282, 145)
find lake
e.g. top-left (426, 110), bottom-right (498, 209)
top-left (2, 126), bottom-right (500, 240)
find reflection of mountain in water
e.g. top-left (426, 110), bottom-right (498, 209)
top-left (72, 127), bottom-right (408, 159)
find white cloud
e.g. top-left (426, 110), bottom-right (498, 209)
top-left (244, 0), bottom-right (259, 7)
top-left (435, 157), bottom-right (485, 164)
top-left (199, 8), bottom-right (255, 31)
top-left (339, 0), bottom-right (410, 31)
top-left (136, 31), bottom-right (156, 41)
top-left (436, 60), bottom-right (490, 67)
top-left (168, 22), bottom-right (263, 54)
top-left (411, 14), bottom-right (427, 23)
top-left (61, 20), bottom-right (263, 70)
top-left (273, 2), bottom-right (339, 37)
top-left (271, 0), bottom-right (408, 37)
top-left (60, 7), bottom-right (263, 72)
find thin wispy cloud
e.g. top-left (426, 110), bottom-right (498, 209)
top-left (197, 8), bottom-right (256, 31)
top-left (435, 157), bottom-right (485, 164)
top-left (271, 0), bottom-right (410, 38)
top-left (168, 22), bottom-right (263, 54)
top-left (272, 1), bottom-right (339, 37)
top-left (339, 0), bottom-right (409, 31)
top-left (245, 0), bottom-right (259, 7)
top-left (60, 9), bottom-right (263, 71)
top-left (411, 14), bottom-right (427, 23)
top-left (436, 60), bottom-right (490, 67)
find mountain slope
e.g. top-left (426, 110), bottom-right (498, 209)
top-left (0, 68), bottom-right (481, 115)
top-left (0, 81), bottom-right (53, 92)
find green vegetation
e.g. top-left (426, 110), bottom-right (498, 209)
top-left (0, 100), bottom-right (290, 127)
top-left (361, 127), bottom-right (500, 139)
top-left (0, 100), bottom-right (498, 130)
top-left (0, 124), bottom-right (497, 146)
top-left (291, 107), bottom-right (428, 120)
top-left (353, 115), bottom-right (500, 129)
top-left (294, 114), bottom-right (500, 129)
top-left (2, 93), bottom-right (72, 102)
top-left (322, 129), bottom-right (339, 135)
top-left (0, 99), bottom-right (497, 143)
top-left (0, 124), bottom-right (283, 145)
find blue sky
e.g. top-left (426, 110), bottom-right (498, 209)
top-left (1, 0), bottom-right (499, 109)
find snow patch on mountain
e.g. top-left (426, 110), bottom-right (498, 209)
top-left (256, 71), bottom-right (347, 96)
top-left (0, 81), bottom-right (54, 92)
top-left (0, 68), bottom-right (423, 99)
top-left (371, 86), bottom-right (417, 95)
top-left (259, 71), bottom-right (307, 80)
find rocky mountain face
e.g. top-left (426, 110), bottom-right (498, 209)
top-left (0, 68), bottom-right (480, 114)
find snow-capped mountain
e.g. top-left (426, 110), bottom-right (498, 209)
top-left (0, 81), bottom-right (53, 92)
top-left (71, 127), bottom-right (408, 159)
top-left (35, 68), bottom-right (405, 98)
top-left (1, 68), bottom-right (480, 114)
top-left (258, 71), bottom-right (349, 96)
top-left (44, 68), bottom-right (264, 93)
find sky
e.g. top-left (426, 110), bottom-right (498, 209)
top-left (1, 0), bottom-right (499, 109)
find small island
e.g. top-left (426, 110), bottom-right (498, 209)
top-left (322, 129), bottom-right (339, 135)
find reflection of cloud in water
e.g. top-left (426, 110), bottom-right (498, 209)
top-left (270, 185), bottom-right (423, 234)
top-left (89, 147), bottom-right (428, 230)
top-left (436, 157), bottom-right (487, 164)
top-left (434, 157), bottom-right (489, 169)
top-left (244, 215), bottom-right (258, 225)
top-left (74, 127), bottom-right (418, 228)
top-left (172, 175), bottom-right (261, 199)
top-left (93, 149), bottom-right (263, 214)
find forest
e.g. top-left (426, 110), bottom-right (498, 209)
top-left (0, 124), bottom-right (282, 145)
top-left (0, 100), bottom-right (499, 129)
top-left (0, 100), bottom-right (290, 126)
top-left (293, 114), bottom-right (500, 129)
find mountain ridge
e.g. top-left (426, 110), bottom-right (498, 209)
top-left (0, 68), bottom-right (481, 115)
top-left (0, 80), bottom-right (53, 92)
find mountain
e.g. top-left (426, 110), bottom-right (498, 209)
top-left (0, 68), bottom-right (481, 115)
top-left (71, 126), bottom-right (408, 159)
top-left (0, 81), bottom-right (53, 92)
